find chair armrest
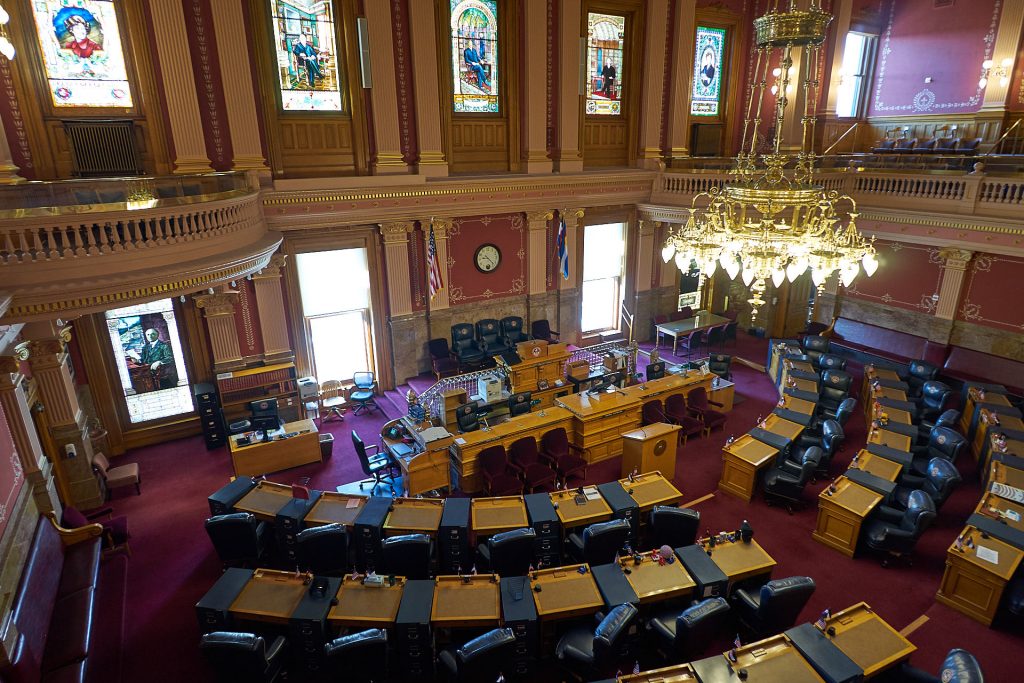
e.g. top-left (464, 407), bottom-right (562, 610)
top-left (265, 635), bottom-right (287, 663)
top-left (732, 587), bottom-right (760, 612)
top-left (771, 470), bottom-right (802, 487)
top-left (45, 512), bottom-right (103, 547)
top-left (874, 505), bottom-right (905, 523)
top-left (566, 442), bottom-right (591, 459)
top-left (898, 473), bottom-right (926, 488)
top-left (84, 507), bottom-right (114, 521)
top-left (707, 399), bottom-right (724, 408)
top-left (365, 443), bottom-right (381, 454)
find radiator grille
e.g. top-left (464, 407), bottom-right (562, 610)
top-left (63, 120), bottom-right (143, 177)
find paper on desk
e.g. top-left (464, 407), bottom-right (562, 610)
top-left (976, 545), bottom-right (1000, 565)
top-left (346, 498), bottom-right (360, 508)
top-left (585, 489), bottom-right (602, 501)
top-left (1007, 509), bottom-right (1022, 523)
top-left (420, 426), bottom-right (450, 442)
top-left (454, 437), bottom-right (466, 445)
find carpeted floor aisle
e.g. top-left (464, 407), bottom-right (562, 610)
top-left (99, 332), bottom-right (1019, 682)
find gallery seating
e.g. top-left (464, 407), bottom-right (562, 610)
top-left (477, 527), bottom-right (536, 576)
top-left (439, 628), bottom-right (517, 682)
top-left (323, 629), bottom-right (388, 683)
top-left (731, 576), bottom-right (816, 639)
top-left (540, 427), bottom-right (588, 486)
top-left (381, 534), bottom-right (432, 579)
top-left (862, 490), bottom-right (936, 566)
top-left (648, 597), bottom-right (730, 661)
top-left (63, 505), bottom-right (131, 555)
top-left (828, 317), bottom-right (930, 364)
top-left (649, 506), bottom-right (700, 548)
top-left (205, 513), bottom-right (268, 568)
top-left (555, 604), bottom-right (638, 677)
top-left (870, 139), bottom-right (898, 154)
top-left (199, 632), bottom-right (287, 683)
top-left (566, 519), bottom-right (631, 566)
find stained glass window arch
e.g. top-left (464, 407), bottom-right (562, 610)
top-left (450, 0), bottom-right (499, 113)
top-left (30, 0), bottom-right (133, 108)
top-left (585, 13), bottom-right (625, 116)
top-left (691, 26), bottom-right (726, 117)
top-left (269, 0), bottom-right (345, 112)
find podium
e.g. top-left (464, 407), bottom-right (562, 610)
top-left (620, 423), bottom-right (681, 479)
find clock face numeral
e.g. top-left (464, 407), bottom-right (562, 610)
top-left (475, 244), bottom-right (501, 273)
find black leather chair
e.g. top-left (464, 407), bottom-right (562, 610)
top-left (915, 381), bottom-right (953, 422)
top-left (478, 527), bottom-right (536, 576)
top-left (863, 490), bottom-right (936, 566)
top-left (905, 360), bottom-right (939, 398)
top-left (199, 632), bottom-right (286, 683)
top-left (555, 604), bottom-right (638, 676)
top-left (566, 519), bottom-right (631, 566)
top-left (909, 426), bottom-right (966, 476)
top-left (818, 370), bottom-right (853, 416)
top-left (455, 402), bottom-right (480, 433)
top-left (439, 627), bottom-right (517, 682)
top-left (801, 335), bottom-right (830, 367)
top-left (647, 597), bottom-right (730, 661)
top-left (896, 648), bottom-right (984, 683)
top-left (817, 353), bottom-right (847, 372)
top-left (352, 430), bottom-right (396, 490)
top-left (508, 391), bottom-right (532, 417)
top-left (708, 354), bottom-right (732, 381)
top-left (323, 629), bottom-right (388, 683)
top-left (649, 506), bottom-right (700, 548)
top-left (531, 319), bottom-right (560, 343)
top-left (731, 576), bottom-right (816, 639)
top-left (787, 421), bottom-right (843, 478)
top-left (764, 447), bottom-right (822, 513)
top-left (381, 533), bottom-right (432, 579)
top-left (501, 316), bottom-right (529, 347)
top-left (204, 513), bottom-right (268, 568)
top-left (917, 409), bottom-right (960, 443)
top-left (809, 397), bottom-right (856, 432)
top-left (888, 457), bottom-right (961, 512)
top-left (476, 319), bottom-right (511, 357)
top-left (645, 361), bottom-right (666, 381)
top-left (451, 323), bottom-right (485, 368)
top-left (296, 523), bottom-right (349, 575)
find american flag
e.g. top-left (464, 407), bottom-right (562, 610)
top-left (815, 609), bottom-right (830, 630)
top-left (428, 222), bottom-right (444, 299)
top-left (734, 634), bottom-right (742, 649)
top-left (556, 216), bottom-right (569, 280)
top-left (632, 661), bottom-right (640, 674)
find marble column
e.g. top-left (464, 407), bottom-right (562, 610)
top-left (557, 0), bottom-right (584, 173)
top-left (426, 219), bottom-right (451, 311)
top-left (664, 0), bottom-right (697, 159)
top-left (523, 0), bottom-right (553, 173)
top-left (408, 0), bottom-right (448, 176)
top-left (0, 102), bottom-right (22, 184)
top-left (147, 0), bottom-right (213, 173)
top-left (209, 0), bottom-right (267, 170)
top-left (935, 249), bottom-right (974, 321)
top-left (365, 1), bottom-right (410, 174)
top-left (526, 210), bottom-right (553, 295)
top-left (193, 291), bottom-right (243, 370)
top-left (981, 0), bottom-right (1024, 112)
top-left (0, 355), bottom-right (56, 514)
top-left (252, 254), bottom-right (293, 362)
top-left (380, 222), bottom-right (415, 316)
top-left (638, 0), bottom-right (670, 168)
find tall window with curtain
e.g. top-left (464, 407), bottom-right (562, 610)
top-left (835, 32), bottom-right (874, 118)
top-left (450, 0), bottom-right (499, 113)
top-left (580, 222), bottom-right (626, 333)
top-left (295, 249), bottom-right (374, 383)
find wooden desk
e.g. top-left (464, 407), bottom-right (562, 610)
top-left (471, 496), bottom-right (529, 534)
top-left (617, 553), bottom-right (695, 603)
top-left (769, 341), bottom-right (803, 387)
top-left (450, 407), bottom-right (573, 493)
top-left (655, 311), bottom-right (731, 355)
top-left (783, 394), bottom-right (818, 416)
top-left (792, 377), bottom-right (819, 394)
top-left (761, 414), bottom-right (805, 441)
top-left (937, 526), bottom-right (1024, 625)
top-left (867, 427), bottom-right (911, 452)
top-left (381, 417), bottom-right (452, 496)
top-left (976, 491), bottom-right (1024, 533)
top-left (727, 634), bottom-right (825, 682)
top-left (813, 478), bottom-right (883, 557)
top-left (529, 564), bottom-right (604, 621)
top-left (304, 491), bottom-right (367, 528)
top-left (710, 379), bottom-right (735, 413)
top-left (328, 575), bottom-right (406, 627)
top-left (962, 387), bottom-right (1012, 435)
top-left (550, 486), bottom-right (612, 528)
top-left (849, 451), bottom-right (902, 482)
top-left (862, 365), bottom-right (901, 400)
top-left (228, 419), bottom-right (321, 477)
top-left (974, 410), bottom-right (1024, 463)
top-left (383, 497), bottom-right (444, 536)
top-left (884, 407), bottom-right (913, 425)
top-left (823, 602), bottom-right (915, 678)
top-left (619, 472), bottom-right (683, 511)
top-left (701, 537), bottom-right (776, 589)
top-left (430, 575), bottom-right (501, 628)
top-left (621, 422), bottom-right (681, 479)
top-left (229, 569), bottom-right (310, 625)
top-left (232, 480), bottom-right (296, 521)
top-left (780, 359), bottom-right (816, 398)
top-left (718, 435), bottom-right (779, 502)
top-left (618, 664), bottom-right (698, 682)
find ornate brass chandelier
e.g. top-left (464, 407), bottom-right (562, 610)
top-left (662, 0), bottom-right (877, 322)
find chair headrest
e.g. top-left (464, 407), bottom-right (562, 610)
top-left (922, 380), bottom-right (951, 398)
top-left (801, 336), bottom-right (830, 352)
top-left (680, 597), bottom-right (729, 626)
top-left (594, 603), bottom-right (638, 646)
top-left (931, 426), bottom-right (964, 449)
top-left (801, 446), bottom-right (823, 466)
top-left (935, 409), bottom-right (960, 428)
top-left (651, 505), bottom-right (700, 524)
top-left (939, 648), bottom-right (984, 682)
top-left (457, 627), bottom-right (516, 661)
top-left (906, 490), bottom-right (937, 516)
top-left (583, 518), bottom-right (631, 541)
top-left (822, 420), bottom-right (843, 440)
top-left (200, 631), bottom-right (264, 652)
top-left (908, 360), bottom-right (938, 379)
top-left (711, 354), bottom-right (731, 364)
top-left (325, 628), bottom-right (387, 656)
top-left (297, 523), bottom-right (346, 542)
top-left (926, 457), bottom-right (961, 483)
top-left (837, 397), bottom-right (857, 413)
top-left (205, 512), bottom-right (256, 528)
top-left (490, 527), bottom-right (536, 546)
top-left (382, 533), bottom-right (430, 549)
top-left (761, 576), bottom-right (816, 600)
top-left (822, 369), bottom-right (852, 388)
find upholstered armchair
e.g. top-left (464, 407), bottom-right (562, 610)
top-left (381, 533), bottom-right (432, 579)
top-left (731, 576), bottom-right (817, 639)
top-left (566, 519), bottom-right (631, 566)
top-left (475, 318), bottom-right (511, 357)
top-left (439, 628), bottom-right (517, 682)
top-left (904, 359), bottom-right (939, 397)
top-left (800, 335), bottom-right (830, 367)
top-left (764, 447), bottom-right (822, 513)
top-left (555, 604), bottom-right (638, 676)
top-left (888, 457), bottom-right (961, 513)
top-left (649, 506), bottom-right (700, 548)
top-left (647, 598), bottom-right (730, 661)
top-left (451, 323), bottom-right (485, 367)
top-left (200, 632), bottom-right (287, 683)
top-left (531, 319), bottom-right (559, 343)
top-left (501, 316), bottom-right (529, 347)
top-left (324, 629), bottom-right (388, 683)
top-left (863, 490), bottom-right (936, 566)
top-left (909, 426), bottom-right (966, 476)
top-left (428, 338), bottom-right (460, 379)
top-left (818, 370), bottom-right (853, 415)
top-left (477, 527), bottom-right (536, 576)
top-left (897, 648), bottom-right (984, 683)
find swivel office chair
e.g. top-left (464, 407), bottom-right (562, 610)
top-left (295, 523), bottom-right (349, 576)
top-left (566, 519), bottom-right (631, 566)
top-left (818, 370), bottom-right (853, 416)
top-left (897, 648), bottom-right (984, 683)
top-left (915, 381), bottom-right (953, 423)
top-left (785, 421), bottom-right (842, 479)
top-left (204, 513), bottom-right (268, 568)
top-left (438, 628), bottom-right (517, 682)
top-left (800, 335), bottom-right (830, 368)
top-left (381, 533), bottom-right (432, 579)
top-left (649, 506), bottom-right (700, 548)
top-left (648, 597), bottom-right (730, 662)
top-left (909, 426), bottom-right (966, 476)
top-left (323, 629), bottom-right (388, 683)
top-left (707, 354), bottom-right (732, 380)
top-left (476, 319), bottom-right (512, 358)
top-left (555, 604), bottom-right (638, 678)
top-left (763, 447), bottom-right (822, 513)
top-left (905, 359), bottom-right (940, 398)
top-left (477, 527), bottom-right (536, 576)
top-left (916, 409), bottom-right (960, 445)
top-left (508, 391), bottom-right (532, 417)
top-left (199, 632), bottom-right (287, 683)
top-left (731, 576), bottom-right (817, 639)
top-left (887, 457), bottom-right (961, 513)
top-left (817, 353), bottom-right (847, 373)
top-left (350, 372), bottom-right (379, 415)
top-left (807, 397), bottom-right (855, 435)
top-left (455, 402), bottom-right (480, 433)
top-left (352, 430), bottom-right (396, 491)
top-left (863, 490), bottom-right (936, 567)
top-left (501, 316), bottom-right (529, 347)
top-left (645, 361), bottom-right (666, 381)
top-left (539, 427), bottom-right (588, 487)
top-left (451, 323), bottom-right (485, 369)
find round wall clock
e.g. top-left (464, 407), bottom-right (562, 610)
top-left (474, 244), bottom-right (501, 273)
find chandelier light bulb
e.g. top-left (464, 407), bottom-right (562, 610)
top-left (0, 6), bottom-right (8, 24)
top-left (1001, 57), bottom-right (1013, 68)
top-left (674, 253), bottom-right (689, 273)
top-left (982, 59), bottom-right (994, 70)
top-left (862, 253), bottom-right (878, 277)
top-left (1000, 76), bottom-right (1009, 88)
top-left (811, 268), bottom-right (828, 287)
top-left (979, 77), bottom-right (988, 89)
top-left (771, 269), bottom-right (786, 288)
top-left (725, 260), bottom-right (741, 280)
top-left (661, 243), bottom-right (675, 263)
top-left (770, 85), bottom-right (779, 96)
top-left (840, 263), bottom-right (860, 288)
top-left (772, 67), bottom-right (782, 77)
top-left (741, 269), bottom-right (755, 287)
top-left (0, 38), bottom-right (13, 61)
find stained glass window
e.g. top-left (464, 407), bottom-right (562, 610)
top-left (269, 0), bottom-right (344, 112)
top-left (586, 13), bottom-right (625, 116)
top-left (691, 26), bottom-right (726, 116)
top-left (30, 0), bottom-right (132, 108)
top-left (450, 0), bottom-right (499, 113)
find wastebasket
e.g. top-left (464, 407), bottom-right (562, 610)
top-left (319, 433), bottom-right (334, 460)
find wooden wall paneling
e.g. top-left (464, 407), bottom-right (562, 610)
top-left (247, 0), bottom-right (369, 178)
top-left (581, 0), bottom-right (645, 168)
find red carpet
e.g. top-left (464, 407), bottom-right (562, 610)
top-left (94, 333), bottom-right (1018, 681)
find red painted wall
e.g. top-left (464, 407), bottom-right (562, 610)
top-left (0, 407), bottom-right (25, 540)
top-left (868, 0), bottom-right (1001, 116)
top-left (445, 213), bottom-right (526, 306)
top-left (957, 252), bottom-right (1024, 332)
top-left (842, 240), bottom-right (943, 313)
top-left (231, 279), bottom-right (265, 358)
top-left (183, 0), bottom-right (234, 171)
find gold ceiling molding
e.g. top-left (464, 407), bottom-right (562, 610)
top-left (857, 211), bottom-right (1024, 236)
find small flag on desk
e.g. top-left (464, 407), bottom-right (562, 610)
top-left (556, 215), bottom-right (570, 280)
top-left (965, 535), bottom-right (976, 550)
top-left (633, 661), bottom-right (640, 674)
top-left (471, 564), bottom-right (478, 575)
top-left (954, 534), bottom-right (965, 551)
top-left (815, 609), bottom-right (830, 630)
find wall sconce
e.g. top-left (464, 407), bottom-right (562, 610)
top-left (979, 57), bottom-right (1013, 89)
top-left (0, 5), bottom-right (14, 61)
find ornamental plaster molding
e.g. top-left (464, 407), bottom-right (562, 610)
top-left (255, 253), bottom-right (288, 279)
top-left (379, 221), bottom-right (415, 243)
top-left (194, 292), bottom-right (240, 317)
top-left (938, 248), bottom-right (975, 270)
top-left (525, 210), bottom-right (554, 226)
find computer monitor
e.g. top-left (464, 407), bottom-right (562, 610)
top-left (249, 399), bottom-right (282, 441)
top-left (646, 362), bottom-right (665, 380)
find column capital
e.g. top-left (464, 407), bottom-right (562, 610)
top-left (560, 208), bottom-right (585, 226)
top-left (255, 253), bottom-right (288, 279)
top-left (526, 210), bottom-right (554, 227)
top-left (193, 292), bottom-right (239, 317)
top-left (24, 338), bottom-right (65, 359)
top-left (379, 222), bottom-right (415, 243)
top-left (428, 218), bottom-right (452, 239)
top-left (939, 248), bottom-right (974, 270)
top-left (638, 218), bottom-right (660, 235)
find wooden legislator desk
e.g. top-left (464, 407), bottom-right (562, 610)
top-left (471, 495), bottom-right (528, 535)
top-left (692, 633), bottom-right (826, 682)
top-left (710, 378), bottom-right (735, 413)
top-left (760, 413), bottom-right (806, 441)
top-left (618, 663), bottom-right (698, 682)
top-left (961, 387), bottom-right (1012, 437)
top-left (550, 485), bottom-right (612, 528)
top-left (718, 435), bottom-right (780, 502)
top-left (529, 564), bottom-right (604, 621)
top-left (973, 408), bottom-right (1024, 463)
top-left (383, 497), bottom-right (444, 536)
top-left (449, 406), bottom-right (573, 494)
top-left (867, 426), bottom-right (912, 452)
top-left (813, 477), bottom-right (883, 557)
top-left (431, 575), bottom-right (502, 628)
top-left (820, 602), bottom-right (915, 678)
top-left (699, 536), bottom-right (776, 591)
top-left (783, 393), bottom-right (818, 417)
top-left (229, 419), bottom-right (321, 477)
top-left (780, 358), bottom-right (817, 393)
top-left (233, 480), bottom-right (297, 521)
top-left (229, 569), bottom-right (312, 625)
top-left (304, 491), bottom-right (368, 528)
top-left (381, 417), bottom-right (453, 496)
top-left (617, 553), bottom-right (696, 604)
top-left (862, 364), bottom-right (902, 401)
top-left (768, 340), bottom-right (802, 387)
top-left (556, 373), bottom-right (712, 464)
top-left (620, 422), bottom-right (681, 479)
top-left (328, 575), bottom-right (406, 628)
top-left (849, 450), bottom-right (902, 483)
top-left (620, 471), bottom-right (683, 511)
